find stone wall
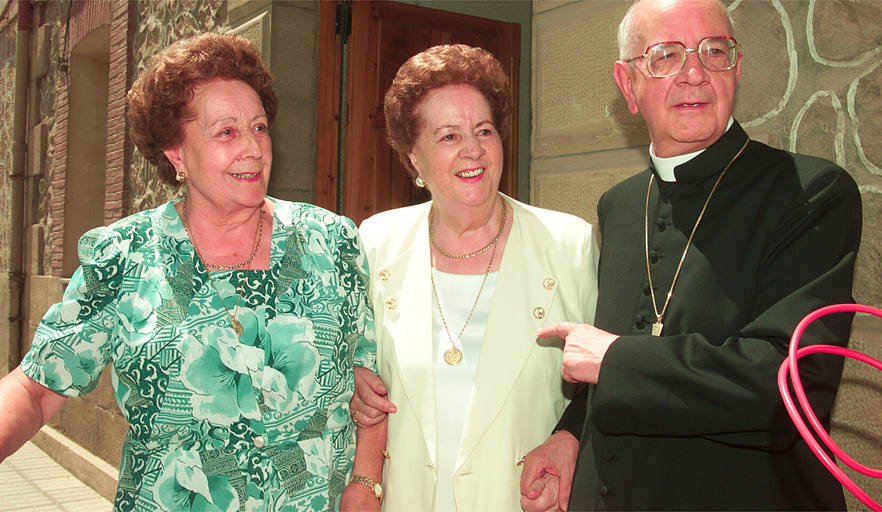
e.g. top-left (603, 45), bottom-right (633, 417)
top-left (0, 12), bottom-right (17, 375)
top-left (10, 0), bottom-right (228, 472)
top-left (0, 19), bottom-right (15, 274)
top-left (128, 0), bottom-right (227, 214)
top-left (531, 1), bottom-right (882, 509)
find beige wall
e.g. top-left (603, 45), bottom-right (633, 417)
top-left (530, 1), bottom-right (882, 509)
top-left (230, 0), bottom-right (322, 204)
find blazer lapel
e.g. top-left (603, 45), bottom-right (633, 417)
top-left (456, 202), bottom-right (560, 469)
top-left (373, 208), bottom-right (438, 466)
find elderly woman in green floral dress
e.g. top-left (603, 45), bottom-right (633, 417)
top-left (0, 33), bottom-right (384, 511)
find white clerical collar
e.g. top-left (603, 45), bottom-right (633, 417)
top-left (649, 117), bottom-right (735, 183)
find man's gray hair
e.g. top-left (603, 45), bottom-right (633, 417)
top-left (617, 0), bottom-right (735, 60)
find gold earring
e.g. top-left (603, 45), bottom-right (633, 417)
top-left (414, 176), bottom-right (425, 188)
top-left (175, 170), bottom-right (186, 183)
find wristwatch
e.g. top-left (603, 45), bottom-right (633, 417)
top-left (350, 474), bottom-right (383, 503)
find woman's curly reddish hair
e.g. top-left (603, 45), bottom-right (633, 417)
top-left (126, 33), bottom-right (278, 185)
top-left (383, 44), bottom-right (513, 177)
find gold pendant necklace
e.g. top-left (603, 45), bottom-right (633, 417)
top-left (208, 278), bottom-right (244, 337)
top-left (645, 139), bottom-right (749, 336)
top-left (430, 198), bottom-right (506, 365)
top-left (182, 198), bottom-right (264, 337)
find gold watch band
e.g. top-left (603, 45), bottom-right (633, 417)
top-left (350, 474), bottom-right (383, 503)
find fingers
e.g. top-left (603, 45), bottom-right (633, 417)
top-left (365, 370), bottom-right (389, 395)
top-left (355, 366), bottom-right (387, 393)
top-left (536, 322), bottom-right (580, 340)
top-left (525, 472), bottom-right (549, 500)
top-left (353, 366), bottom-right (397, 415)
top-left (558, 470), bottom-right (572, 512)
top-left (519, 451), bottom-right (545, 495)
top-left (351, 367), bottom-right (396, 427)
top-left (350, 395), bottom-right (385, 427)
top-left (520, 474), bottom-right (560, 512)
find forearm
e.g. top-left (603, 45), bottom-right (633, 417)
top-left (0, 368), bottom-right (65, 462)
top-left (351, 417), bottom-right (387, 481)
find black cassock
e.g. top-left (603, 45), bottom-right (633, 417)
top-left (559, 121), bottom-right (862, 511)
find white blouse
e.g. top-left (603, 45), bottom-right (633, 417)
top-left (430, 268), bottom-right (499, 512)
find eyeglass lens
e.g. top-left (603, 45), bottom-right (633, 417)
top-left (646, 38), bottom-right (737, 77)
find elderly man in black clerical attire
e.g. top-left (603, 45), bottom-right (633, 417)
top-left (520, 0), bottom-right (862, 510)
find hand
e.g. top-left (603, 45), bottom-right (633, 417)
top-left (351, 366), bottom-right (397, 427)
top-left (340, 482), bottom-right (381, 512)
top-left (519, 430), bottom-right (579, 512)
top-left (520, 473), bottom-right (561, 512)
top-left (537, 322), bottom-right (618, 384)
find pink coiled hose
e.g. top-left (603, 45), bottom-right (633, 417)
top-left (778, 303), bottom-right (882, 511)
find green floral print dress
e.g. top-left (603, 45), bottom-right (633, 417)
top-left (20, 198), bottom-right (376, 512)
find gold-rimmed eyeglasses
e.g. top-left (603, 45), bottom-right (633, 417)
top-left (623, 36), bottom-right (740, 78)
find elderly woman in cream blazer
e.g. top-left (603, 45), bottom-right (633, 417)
top-left (349, 44), bottom-right (598, 511)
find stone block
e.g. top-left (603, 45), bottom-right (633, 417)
top-left (230, 8), bottom-right (271, 65)
top-left (31, 425), bottom-right (118, 502)
top-left (31, 25), bottom-right (51, 81)
top-left (792, 91), bottom-right (845, 165)
top-left (851, 63), bottom-right (882, 175)
top-left (270, 2), bottom-right (318, 100)
top-left (23, 275), bottom-right (66, 351)
top-left (268, 98), bottom-right (317, 197)
top-left (29, 124), bottom-right (47, 178)
top-left (533, 1), bottom-right (646, 158)
top-left (228, 0), bottom-right (271, 25)
top-left (853, 188), bottom-right (881, 307)
top-left (91, 405), bottom-right (127, 468)
top-left (830, 313), bottom-right (882, 511)
top-left (729, 0), bottom-right (792, 126)
top-left (533, 0), bottom-right (577, 15)
top-left (269, 187), bottom-right (313, 205)
top-left (0, 272), bottom-right (9, 375)
top-left (54, 399), bottom-right (99, 454)
top-left (532, 147), bottom-right (648, 228)
top-left (810, 0), bottom-right (882, 63)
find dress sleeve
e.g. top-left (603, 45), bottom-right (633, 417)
top-left (592, 165), bottom-right (862, 446)
top-left (20, 226), bottom-right (126, 396)
top-left (336, 217), bottom-right (377, 373)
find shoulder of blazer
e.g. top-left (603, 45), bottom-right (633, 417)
top-left (506, 196), bottom-right (595, 245)
top-left (359, 202), bottom-right (431, 256)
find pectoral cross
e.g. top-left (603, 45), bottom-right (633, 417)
top-left (651, 321), bottom-right (663, 336)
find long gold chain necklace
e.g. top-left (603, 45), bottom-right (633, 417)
top-left (182, 198), bottom-right (265, 337)
top-left (430, 195), bottom-right (507, 259)
top-left (645, 139), bottom-right (749, 336)
top-left (430, 199), bottom-right (506, 365)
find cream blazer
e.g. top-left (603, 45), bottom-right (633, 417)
top-left (359, 196), bottom-right (599, 512)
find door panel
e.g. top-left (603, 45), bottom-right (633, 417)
top-left (317, 0), bottom-right (520, 225)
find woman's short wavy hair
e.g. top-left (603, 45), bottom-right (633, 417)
top-left (126, 32), bottom-right (278, 185)
top-left (384, 44), bottom-right (513, 177)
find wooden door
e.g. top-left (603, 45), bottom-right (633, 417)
top-left (317, 1), bottom-right (520, 225)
